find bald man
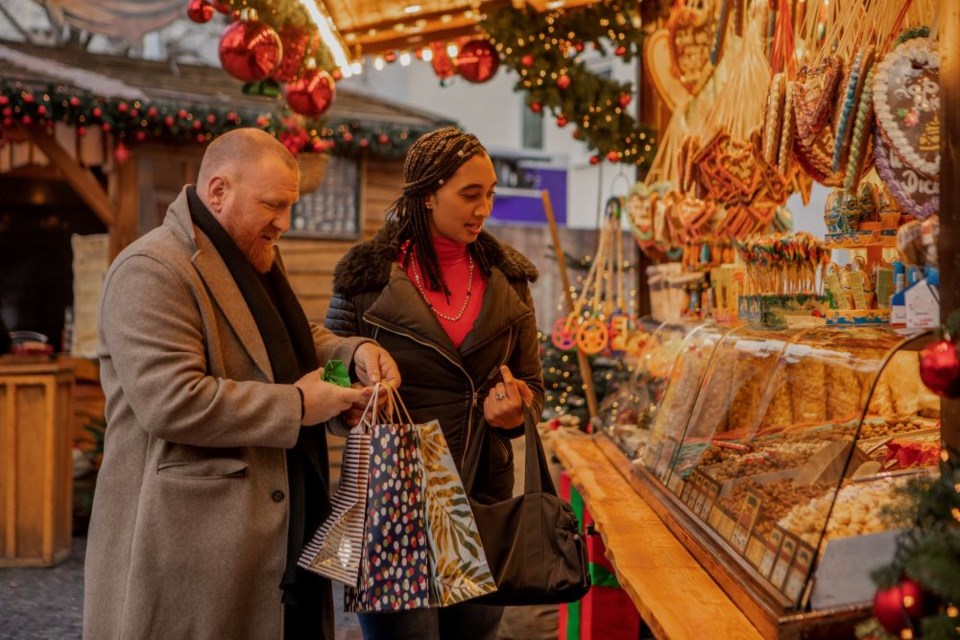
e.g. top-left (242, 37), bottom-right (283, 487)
top-left (84, 128), bottom-right (399, 640)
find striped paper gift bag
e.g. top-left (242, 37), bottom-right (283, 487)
top-left (298, 425), bottom-right (371, 584)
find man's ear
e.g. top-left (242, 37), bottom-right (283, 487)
top-left (206, 176), bottom-right (228, 212)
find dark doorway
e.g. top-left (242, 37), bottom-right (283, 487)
top-left (0, 175), bottom-right (106, 352)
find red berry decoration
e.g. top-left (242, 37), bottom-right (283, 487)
top-left (285, 69), bottom-right (336, 117)
top-left (529, 101), bottom-right (542, 114)
top-left (873, 579), bottom-right (927, 635)
top-left (521, 54), bottom-right (535, 67)
top-left (456, 39), bottom-right (500, 84)
top-left (556, 74), bottom-right (571, 90)
top-left (919, 338), bottom-right (960, 398)
top-left (218, 20), bottom-right (282, 83)
top-left (186, 0), bottom-right (215, 23)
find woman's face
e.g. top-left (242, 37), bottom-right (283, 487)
top-left (426, 153), bottom-right (497, 244)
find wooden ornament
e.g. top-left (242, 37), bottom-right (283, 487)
top-left (644, 29), bottom-right (693, 110)
top-left (550, 316), bottom-right (578, 351)
top-left (576, 318), bottom-right (609, 355)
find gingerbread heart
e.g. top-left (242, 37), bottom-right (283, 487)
top-left (793, 56), bottom-right (843, 141)
top-left (873, 129), bottom-right (938, 220)
top-left (872, 37), bottom-right (940, 178)
top-left (667, 5), bottom-right (716, 95)
top-left (645, 29), bottom-right (693, 110)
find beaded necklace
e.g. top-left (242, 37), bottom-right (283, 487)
top-left (410, 252), bottom-right (474, 322)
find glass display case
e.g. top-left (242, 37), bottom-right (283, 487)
top-left (598, 320), bottom-right (691, 458)
top-left (604, 324), bottom-right (939, 636)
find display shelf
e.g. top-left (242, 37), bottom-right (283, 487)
top-left (599, 325), bottom-right (939, 637)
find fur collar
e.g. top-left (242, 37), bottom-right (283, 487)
top-left (333, 222), bottom-right (538, 296)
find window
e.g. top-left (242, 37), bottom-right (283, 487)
top-left (522, 106), bottom-right (544, 150)
top-left (289, 155), bottom-right (361, 238)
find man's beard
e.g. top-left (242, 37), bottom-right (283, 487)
top-left (238, 231), bottom-right (276, 274)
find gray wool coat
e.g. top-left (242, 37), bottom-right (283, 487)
top-left (83, 187), bottom-right (366, 640)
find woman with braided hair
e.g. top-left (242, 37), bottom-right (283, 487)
top-left (325, 126), bottom-right (544, 639)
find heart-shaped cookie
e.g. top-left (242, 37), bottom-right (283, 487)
top-left (645, 29), bottom-right (693, 110)
top-left (873, 129), bottom-right (938, 220)
top-left (667, 5), bottom-right (716, 96)
top-left (872, 37), bottom-right (940, 178)
top-left (793, 56), bottom-right (843, 141)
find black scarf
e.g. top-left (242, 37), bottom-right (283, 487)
top-left (187, 187), bottom-right (333, 638)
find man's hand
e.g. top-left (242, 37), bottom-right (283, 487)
top-left (295, 371), bottom-right (372, 426)
top-left (353, 343), bottom-right (401, 388)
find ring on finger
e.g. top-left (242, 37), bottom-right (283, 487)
top-left (495, 392), bottom-right (506, 401)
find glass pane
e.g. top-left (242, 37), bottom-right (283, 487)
top-left (290, 155), bottom-right (360, 238)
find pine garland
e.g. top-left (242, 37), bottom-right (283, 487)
top-left (0, 83), bottom-right (437, 159)
top-left (481, 1), bottom-right (656, 165)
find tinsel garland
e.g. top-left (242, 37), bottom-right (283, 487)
top-left (481, 0), bottom-right (657, 165)
top-left (0, 83), bottom-right (439, 159)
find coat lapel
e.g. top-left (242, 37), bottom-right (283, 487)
top-left (364, 264), bottom-right (463, 365)
top-left (458, 269), bottom-right (533, 356)
top-left (164, 189), bottom-right (274, 381)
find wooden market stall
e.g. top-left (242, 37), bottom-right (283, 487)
top-left (545, 0), bottom-right (960, 638)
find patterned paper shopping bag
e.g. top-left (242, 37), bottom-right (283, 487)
top-left (346, 420), bottom-right (432, 612)
top-left (417, 419), bottom-right (497, 606)
top-left (298, 425), bottom-right (370, 584)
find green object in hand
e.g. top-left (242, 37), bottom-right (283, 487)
top-left (321, 360), bottom-right (351, 387)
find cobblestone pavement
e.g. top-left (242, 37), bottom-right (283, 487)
top-left (0, 536), bottom-right (361, 640)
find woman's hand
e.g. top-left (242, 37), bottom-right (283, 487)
top-left (483, 365), bottom-right (532, 429)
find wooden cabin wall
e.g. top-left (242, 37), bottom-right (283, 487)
top-left (278, 156), bottom-right (403, 325)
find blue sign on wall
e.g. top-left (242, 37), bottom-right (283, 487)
top-left (489, 154), bottom-right (567, 225)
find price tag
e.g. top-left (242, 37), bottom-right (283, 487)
top-left (783, 540), bottom-right (816, 603)
top-left (696, 472), bottom-right (722, 520)
top-left (729, 490), bottom-right (762, 553)
top-left (769, 527), bottom-right (798, 589)
top-left (745, 531), bottom-right (767, 568)
top-left (758, 528), bottom-right (782, 578)
top-left (691, 471), bottom-right (708, 514)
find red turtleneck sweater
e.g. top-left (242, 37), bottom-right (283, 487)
top-left (400, 236), bottom-right (487, 348)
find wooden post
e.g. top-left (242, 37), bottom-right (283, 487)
top-left (541, 190), bottom-right (600, 421)
top-left (940, 0), bottom-right (960, 459)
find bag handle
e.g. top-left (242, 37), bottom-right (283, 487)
top-left (466, 409), bottom-right (557, 498)
top-left (357, 381), bottom-right (414, 431)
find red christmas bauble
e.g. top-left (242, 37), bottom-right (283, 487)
top-left (456, 39), bottom-right (500, 84)
top-left (919, 339), bottom-right (960, 397)
top-left (607, 150), bottom-right (620, 163)
top-left (521, 54), bottom-right (535, 67)
top-left (218, 20), bottom-right (282, 83)
top-left (213, 1), bottom-right (231, 13)
top-left (619, 93), bottom-right (632, 108)
top-left (589, 155), bottom-right (600, 165)
top-left (272, 26), bottom-right (313, 83)
top-left (556, 74), bottom-right (571, 90)
top-left (285, 69), bottom-right (336, 117)
top-left (556, 116), bottom-right (568, 127)
top-left (186, 0), bottom-right (214, 24)
top-left (614, 45), bottom-right (627, 56)
top-left (873, 579), bottom-right (926, 635)
top-left (530, 101), bottom-right (542, 114)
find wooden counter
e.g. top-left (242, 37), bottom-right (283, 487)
top-left (550, 431), bottom-right (763, 640)
top-left (0, 359), bottom-right (75, 566)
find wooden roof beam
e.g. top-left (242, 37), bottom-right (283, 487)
top-left (16, 124), bottom-right (117, 228)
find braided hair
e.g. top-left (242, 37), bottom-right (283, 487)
top-left (388, 125), bottom-right (494, 297)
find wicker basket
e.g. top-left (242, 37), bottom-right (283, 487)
top-left (298, 152), bottom-right (330, 194)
